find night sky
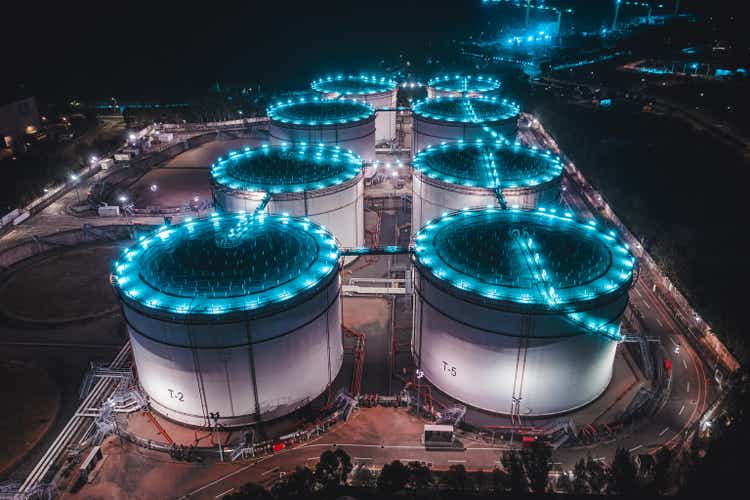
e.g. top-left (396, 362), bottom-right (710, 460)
top-left (1, 0), bottom-right (738, 102)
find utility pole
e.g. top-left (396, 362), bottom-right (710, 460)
top-left (674, 0), bottom-right (680, 14)
top-left (525, 0), bottom-right (531, 26)
top-left (416, 369), bottom-right (424, 419)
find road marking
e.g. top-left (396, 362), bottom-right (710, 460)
top-left (629, 445), bottom-right (643, 453)
top-left (400, 459), bottom-right (421, 463)
top-left (635, 289), bottom-right (643, 298)
top-left (448, 460), bottom-right (466, 463)
top-left (679, 405), bottom-right (685, 415)
top-left (306, 457), bottom-right (319, 461)
top-left (656, 318), bottom-right (664, 328)
top-left (261, 467), bottom-right (278, 476)
top-left (354, 457), bottom-right (373, 461)
top-left (683, 359), bottom-right (688, 369)
top-left (215, 488), bottom-right (234, 498)
top-left (643, 301), bottom-right (651, 310)
top-left (670, 336), bottom-right (680, 347)
top-left (687, 382), bottom-right (690, 393)
top-left (659, 427), bottom-right (670, 436)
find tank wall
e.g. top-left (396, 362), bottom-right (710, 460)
top-left (412, 116), bottom-right (518, 153)
top-left (213, 179), bottom-right (363, 251)
top-left (269, 119), bottom-right (376, 162)
top-left (321, 91), bottom-right (397, 144)
top-left (427, 87), bottom-right (499, 99)
top-left (413, 273), bottom-right (621, 415)
top-left (128, 276), bottom-right (343, 427)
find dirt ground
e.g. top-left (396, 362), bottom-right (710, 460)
top-left (129, 167), bottom-right (211, 209)
top-left (0, 361), bottom-right (60, 476)
top-left (0, 243), bottom-right (123, 323)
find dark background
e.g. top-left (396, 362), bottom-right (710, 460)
top-left (2, 0), bottom-right (741, 103)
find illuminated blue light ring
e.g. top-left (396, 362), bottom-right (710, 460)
top-left (311, 74), bottom-right (398, 96)
top-left (412, 207), bottom-right (634, 311)
top-left (428, 74), bottom-right (502, 93)
top-left (267, 97), bottom-right (375, 126)
top-left (413, 140), bottom-right (562, 190)
top-left (211, 144), bottom-right (364, 194)
top-left (411, 96), bottom-right (520, 124)
top-left (111, 213), bottom-right (340, 318)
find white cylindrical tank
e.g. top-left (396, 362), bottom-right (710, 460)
top-left (311, 74), bottom-right (398, 145)
top-left (268, 97), bottom-right (376, 162)
top-left (111, 213), bottom-right (343, 428)
top-left (211, 144), bottom-right (364, 258)
top-left (412, 207), bottom-right (635, 416)
top-left (411, 96), bottom-right (520, 153)
top-left (427, 74), bottom-right (502, 98)
top-left (412, 139), bottom-right (563, 228)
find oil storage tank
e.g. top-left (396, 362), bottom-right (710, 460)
top-left (111, 213), bottom-right (343, 427)
top-left (412, 207), bottom-right (635, 416)
top-left (412, 139), bottom-right (563, 227)
top-left (411, 96), bottom-right (520, 153)
top-left (268, 96), bottom-right (376, 161)
top-left (427, 74), bottom-right (502, 98)
top-left (211, 144), bottom-right (364, 256)
top-left (312, 74), bottom-right (398, 145)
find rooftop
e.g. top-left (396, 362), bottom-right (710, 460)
top-left (411, 96), bottom-right (520, 124)
top-left (311, 74), bottom-right (398, 95)
top-left (267, 97), bottom-right (374, 126)
top-left (413, 140), bottom-right (563, 190)
top-left (211, 144), bottom-right (363, 193)
top-left (111, 213), bottom-right (339, 318)
top-left (413, 207), bottom-right (634, 329)
top-left (428, 74), bottom-right (502, 93)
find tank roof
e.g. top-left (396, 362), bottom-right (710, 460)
top-left (112, 213), bottom-right (339, 317)
top-left (311, 74), bottom-right (398, 95)
top-left (411, 96), bottom-right (520, 124)
top-left (413, 207), bottom-right (634, 335)
top-left (211, 144), bottom-right (363, 194)
top-left (428, 74), bottom-right (502, 93)
top-left (413, 140), bottom-right (563, 190)
top-left (267, 97), bottom-right (374, 126)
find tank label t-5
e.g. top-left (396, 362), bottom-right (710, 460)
top-left (442, 361), bottom-right (457, 377)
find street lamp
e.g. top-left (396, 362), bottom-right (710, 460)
top-left (416, 369), bottom-right (424, 419)
top-left (118, 195), bottom-right (128, 204)
top-left (70, 174), bottom-right (81, 203)
top-left (150, 184), bottom-right (158, 192)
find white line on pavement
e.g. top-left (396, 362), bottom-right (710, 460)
top-left (629, 445), bottom-right (643, 453)
top-left (659, 427), bottom-right (670, 436)
top-left (354, 457), bottom-right (373, 461)
top-left (215, 488), bottom-right (234, 498)
top-left (670, 336), bottom-right (680, 347)
top-left (261, 468), bottom-right (278, 476)
top-left (656, 318), bottom-right (664, 328)
top-left (643, 301), bottom-right (651, 310)
top-left (306, 457), bottom-right (319, 461)
top-left (679, 405), bottom-right (685, 416)
top-left (635, 289), bottom-right (643, 298)
top-left (683, 359), bottom-right (688, 369)
top-left (448, 460), bottom-right (467, 463)
top-left (687, 382), bottom-right (690, 393)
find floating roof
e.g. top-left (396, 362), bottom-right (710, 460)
top-left (428, 74), bottom-right (502, 93)
top-left (112, 213), bottom-right (339, 318)
top-left (267, 97), bottom-right (374, 126)
top-left (413, 140), bottom-right (563, 190)
top-left (412, 207), bottom-right (634, 335)
top-left (411, 96), bottom-right (520, 124)
top-left (211, 144), bottom-right (363, 194)
top-left (311, 74), bottom-right (398, 95)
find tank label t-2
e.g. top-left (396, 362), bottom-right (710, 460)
top-left (442, 361), bottom-right (457, 377)
top-left (167, 389), bottom-right (185, 401)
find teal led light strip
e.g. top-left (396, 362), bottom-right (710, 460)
top-left (211, 143), bottom-right (363, 194)
top-left (267, 96), bottom-right (375, 126)
top-left (112, 213), bottom-right (340, 317)
top-left (311, 73), bottom-right (398, 95)
top-left (412, 207), bottom-right (635, 323)
top-left (411, 96), bottom-right (520, 124)
top-left (428, 74), bottom-right (502, 93)
top-left (412, 139), bottom-right (563, 190)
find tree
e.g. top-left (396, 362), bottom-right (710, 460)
top-left (407, 461), bottom-right (433, 491)
top-left (572, 457), bottom-right (589, 494)
top-left (351, 464), bottom-right (374, 487)
top-left (523, 441), bottom-right (552, 494)
top-left (491, 467), bottom-right (508, 493)
top-left (224, 482), bottom-right (271, 500)
top-left (653, 446), bottom-right (673, 494)
top-left (502, 450), bottom-right (528, 495)
top-left (314, 448), bottom-right (353, 489)
top-left (377, 460), bottom-right (410, 494)
top-left (609, 447), bottom-right (638, 495)
top-left (443, 464), bottom-right (471, 492)
top-left (556, 472), bottom-right (573, 494)
top-left (586, 453), bottom-right (607, 494)
top-left (271, 466), bottom-right (315, 500)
